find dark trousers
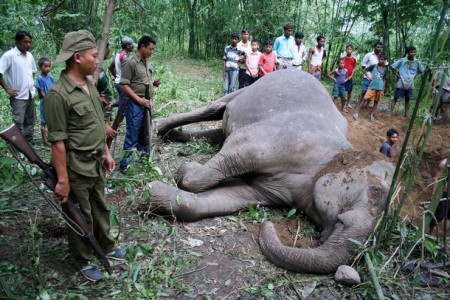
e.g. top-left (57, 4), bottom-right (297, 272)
top-left (238, 68), bottom-right (246, 89)
top-left (244, 73), bottom-right (259, 87)
top-left (10, 94), bottom-right (36, 142)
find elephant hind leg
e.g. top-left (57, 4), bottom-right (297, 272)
top-left (162, 128), bottom-right (224, 145)
top-left (155, 89), bottom-right (245, 136)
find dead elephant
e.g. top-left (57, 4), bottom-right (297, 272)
top-left (147, 69), bottom-right (394, 274)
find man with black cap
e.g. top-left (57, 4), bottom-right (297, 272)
top-left (109, 36), bottom-right (136, 108)
top-left (44, 30), bottom-right (125, 282)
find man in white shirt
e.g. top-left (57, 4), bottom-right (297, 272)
top-left (237, 29), bottom-right (252, 89)
top-left (0, 31), bottom-right (37, 142)
top-left (292, 32), bottom-right (307, 69)
top-left (353, 41), bottom-right (387, 120)
top-left (108, 37), bottom-right (136, 108)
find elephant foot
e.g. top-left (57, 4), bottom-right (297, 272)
top-left (147, 180), bottom-right (204, 222)
top-left (154, 117), bottom-right (170, 136)
top-left (176, 161), bottom-right (203, 191)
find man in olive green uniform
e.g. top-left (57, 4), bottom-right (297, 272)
top-left (119, 35), bottom-right (156, 172)
top-left (44, 30), bottom-right (125, 282)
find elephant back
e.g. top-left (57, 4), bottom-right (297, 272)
top-left (223, 69), bottom-right (347, 138)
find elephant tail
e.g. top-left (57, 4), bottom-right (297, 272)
top-left (259, 218), bottom-right (367, 274)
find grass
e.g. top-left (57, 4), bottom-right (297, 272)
top-left (0, 55), bottom-right (449, 299)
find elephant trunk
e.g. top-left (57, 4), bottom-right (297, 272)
top-left (259, 220), bottom-right (364, 274)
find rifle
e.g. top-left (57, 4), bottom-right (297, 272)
top-left (106, 97), bottom-right (128, 149)
top-left (0, 124), bottom-right (113, 275)
top-left (144, 84), bottom-right (152, 153)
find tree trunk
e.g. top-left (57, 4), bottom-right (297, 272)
top-left (186, 0), bottom-right (197, 57)
top-left (94, 0), bottom-right (115, 84)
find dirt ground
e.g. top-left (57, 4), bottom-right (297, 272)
top-left (343, 103), bottom-right (450, 227)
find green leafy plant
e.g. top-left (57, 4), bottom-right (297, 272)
top-left (246, 204), bottom-right (271, 224)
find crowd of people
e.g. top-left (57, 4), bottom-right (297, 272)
top-left (222, 24), bottom-right (449, 125)
top-left (0, 27), bottom-right (448, 282)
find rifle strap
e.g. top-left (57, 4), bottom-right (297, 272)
top-left (8, 145), bottom-right (85, 237)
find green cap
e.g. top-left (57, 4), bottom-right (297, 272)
top-left (55, 30), bottom-right (96, 63)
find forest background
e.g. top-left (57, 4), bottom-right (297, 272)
top-left (0, 0), bottom-right (445, 75)
top-left (0, 0), bottom-right (449, 299)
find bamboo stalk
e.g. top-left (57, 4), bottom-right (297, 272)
top-left (365, 252), bottom-right (384, 300)
top-left (375, 0), bottom-right (450, 247)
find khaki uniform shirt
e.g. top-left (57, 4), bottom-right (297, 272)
top-left (120, 53), bottom-right (153, 98)
top-left (44, 72), bottom-right (106, 177)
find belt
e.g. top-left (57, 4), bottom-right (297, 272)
top-left (278, 57), bottom-right (293, 60)
top-left (72, 149), bottom-right (104, 161)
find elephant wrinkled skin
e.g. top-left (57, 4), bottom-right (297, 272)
top-left (148, 69), bottom-right (394, 274)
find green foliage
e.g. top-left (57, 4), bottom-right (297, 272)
top-left (184, 137), bottom-right (219, 156)
top-left (246, 204), bottom-right (271, 224)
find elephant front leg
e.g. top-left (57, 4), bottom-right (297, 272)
top-left (148, 179), bottom-right (273, 221)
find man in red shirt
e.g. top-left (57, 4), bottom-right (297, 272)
top-left (341, 44), bottom-right (357, 108)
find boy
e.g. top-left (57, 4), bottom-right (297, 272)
top-left (35, 57), bottom-right (54, 146)
top-left (308, 36), bottom-right (327, 80)
top-left (379, 128), bottom-right (399, 158)
top-left (292, 32), bottom-right (307, 69)
top-left (354, 54), bottom-right (387, 121)
top-left (390, 46), bottom-right (424, 116)
top-left (354, 42), bottom-right (386, 117)
top-left (327, 58), bottom-right (348, 112)
top-left (237, 29), bottom-right (252, 89)
top-left (341, 44), bottom-right (357, 108)
top-left (244, 40), bottom-right (262, 86)
top-left (258, 40), bottom-right (276, 77)
top-left (223, 32), bottom-right (242, 95)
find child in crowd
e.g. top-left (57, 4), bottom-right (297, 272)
top-left (35, 57), bottom-right (55, 146)
top-left (379, 128), bottom-right (399, 158)
top-left (354, 54), bottom-right (387, 121)
top-left (223, 32), bottom-right (242, 95)
top-left (326, 58), bottom-right (348, 112)
top-left (390, 46), bottom-right (424, 117)
top-left (342, 44), bottom-right (357, 108)
top-left (258, 40), bottom-right (276, 77)
top-left (244, 40), bottom-right (262, 86)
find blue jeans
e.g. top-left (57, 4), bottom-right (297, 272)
top-left (119, 99), bottom-right (150, 169)
top-left (223, 69), bottom-right (239, 95)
